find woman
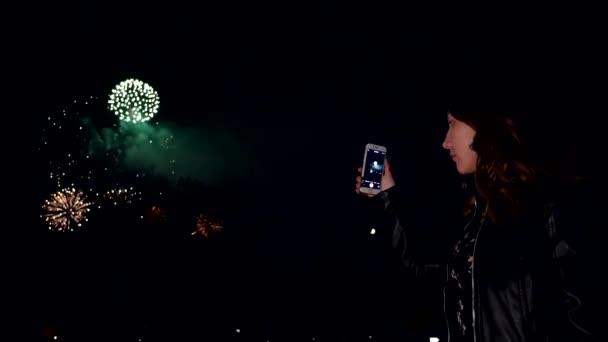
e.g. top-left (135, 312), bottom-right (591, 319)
top-left (355, 97), bottom-right (597, 341)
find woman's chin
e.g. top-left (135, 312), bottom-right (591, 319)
top-left (456, 164), bottom-right (475, 175)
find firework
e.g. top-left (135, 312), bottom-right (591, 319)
top-left (38, 97), bottom-right (98, 190)
top-left (160, 134), bottom-right (174, 151)
top-left (146, 206), bottom-right (167, 224)
top-left (103, 187), bottom-right (142, 207)
top-left (41, 188), bottom-right (92, 232)
top-left (108, 79), bottom-right (159, 123)
top-left (192, 213), bottom-right (224, 238)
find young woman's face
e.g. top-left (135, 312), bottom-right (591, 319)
top-left (442, 113), bottom-right (478, 175)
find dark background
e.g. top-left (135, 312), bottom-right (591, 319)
top-left (5, 2), bottom-right (606, 341)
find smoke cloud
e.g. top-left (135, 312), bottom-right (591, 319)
top-left (87, 120), bottom-right (254, 185)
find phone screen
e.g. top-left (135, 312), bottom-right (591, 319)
top-left (362, 148), bottom-right (386, 190)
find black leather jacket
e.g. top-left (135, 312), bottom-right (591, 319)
top-left (377, 186), bottom-right (597, 342)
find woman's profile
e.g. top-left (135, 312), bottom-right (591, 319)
top-left (355, 93), bottom-right (597, 341)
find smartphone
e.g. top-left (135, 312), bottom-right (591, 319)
top-left (360, 143), bottom-right (387, 195)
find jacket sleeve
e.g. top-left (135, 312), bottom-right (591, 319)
top-left (376, 186), bottom-right (445, 283)
top-left (546, 205), bottom-right (600, 341)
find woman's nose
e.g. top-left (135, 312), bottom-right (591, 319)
top-left (442, 136), bottom-right (451, 150)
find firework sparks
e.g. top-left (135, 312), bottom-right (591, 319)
top-left (103, 187), bottom-right (142, 207)
top-left (39, 97), bottom-right (98, 190)
top-left (192, 213), bottom-right (224, 238)
top-left (108, 79), bottom-right (160, 123)
top-left (146, 206), bottom-right (167, 224)
top-left (41, 188), bottom-right (92, 232)
top-left (160, 134), bottom-right (174, 151)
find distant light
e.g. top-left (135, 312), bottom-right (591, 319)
top-left (430, 338), bottom-right (440, 342)
top-left (54, 336), bottom-right (58, 340)
top-left (236, 328), bottom-right (241, 333)
top-left (370, 228), bottom-right (376, 235)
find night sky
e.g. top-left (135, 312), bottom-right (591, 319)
top-left (7, 2), bottom-right (606, 341)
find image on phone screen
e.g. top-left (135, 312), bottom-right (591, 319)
top-left (362, 148), bottom-right (385, 190)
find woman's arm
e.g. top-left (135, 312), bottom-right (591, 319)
top-left (376, 186), bottom-right (445, 283)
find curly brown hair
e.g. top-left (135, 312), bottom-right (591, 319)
top-left (449, 94), bottom-right (583, 225)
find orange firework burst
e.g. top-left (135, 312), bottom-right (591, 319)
top-left (41, 188), bottom-right (92, 232)
top-left (192, 213), bottom-right (223, 238)
top-left (146, 205), bottom-right (167, 224)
